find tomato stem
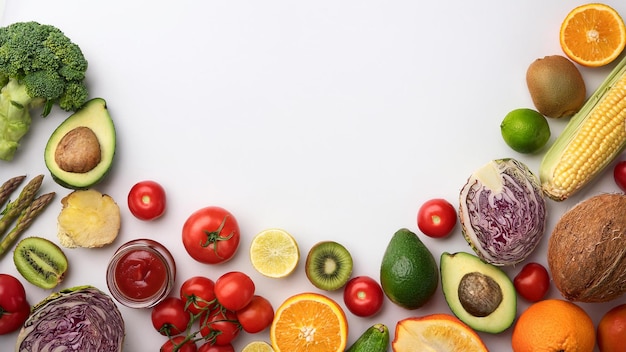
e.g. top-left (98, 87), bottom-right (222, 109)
top-left (200, 215), bottom-right (234, 259)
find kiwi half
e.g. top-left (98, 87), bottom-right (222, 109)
top-left (305, 241), bottom-right (353, 291)
top-left (14, 236), bottom-right (68, 289)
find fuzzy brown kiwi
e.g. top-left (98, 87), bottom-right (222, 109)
top-left (548, 193), bottom-right (626, 302)
top-left (305, 241), bottom-right (353, 291)
top-left (526, 55), bottom-right (586, 118)
top-left (13, 236), bottom-right (68, 289)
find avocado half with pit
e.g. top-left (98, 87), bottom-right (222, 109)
top-left (44, 98), bottom-right (116, 189)
top-left (440, 252), bottom-right (516, 334)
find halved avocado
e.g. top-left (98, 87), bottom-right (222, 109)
top-left (44, 98), bottom-right (116, 189)
top-left (440, 252), bottom-right (516, 334)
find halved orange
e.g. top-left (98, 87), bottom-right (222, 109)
top-left (392, 314), bottom-right (488, 352)
top-left (560, 3), bottom-right (626, 67)
top-left (270, 292), bottom-right (348, 352)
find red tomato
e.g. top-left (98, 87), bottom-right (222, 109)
top-left (598, 303), bottom-right (626, 352)
top-left (0, 274), bottom-right (30, 335)
top-left (182, 206), bottom-right (240, 264)
top-left (151, 297), bottom-right (192, 336)
top-left (417, 198), bottom-right (457, 238)
top-left (343, 276), bottom-right (384, 317)
top-left (160, 336), bottom-right (197, 352)
top-left (614, 161), bottom-right (626, 193)
top-left (199, 309), bottom-right (240, 346)
top-left (214, 271), bottom-right (255, 311)
top-left (128, 180), bottom-right (167, 220)
top-left (180, 276), bottom-right (217, 315)
top-left (197, 342), bottom-right (234, 352)
top-left (235, 295), bottom-right (274, 333)
top-left (513, 262), bottom-right (550, 302)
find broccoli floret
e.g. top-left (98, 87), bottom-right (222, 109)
top-left (0, 21), bottom-right (89, 161)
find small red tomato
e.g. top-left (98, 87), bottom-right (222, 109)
top-left (614, 161), bottom-right (626, 193)
top-left (236, 295), bottom-right (274, 333)
top-left (513, 262), bottom-right (550, 302)
top-left (128, 180), bottom-right (167, 220)
top-left (182, 206), bottom-right (241, 264)
top-left (160, 336), bottom-right (197, 352)
top-left (598, 303), bottom-right (626, 352)
top-left (199, 309), bottom-right (240, 346)
top-left (343, 276), bottom-right (384, 317)
top-left (214, 271), bottom-right (255, 311)
top-left (197, 342), bottom-right (235, 352)
top-left (417, 198), bottom-right (457, 238)
top-left (180, 276), bottom-right (217, 315)
top-left (151, 297), bottom-right (192, 336)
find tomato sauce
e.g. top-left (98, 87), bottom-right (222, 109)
top-left (114, 249), bottom-right (167, 300)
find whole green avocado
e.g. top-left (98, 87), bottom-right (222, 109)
top-left (380, 228), bottom-right (439, 310)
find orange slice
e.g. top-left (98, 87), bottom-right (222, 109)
top-left (560, 3), bottom-right (626, 67)
top-left (270, 292), bottom-right (348, 352)
top-left (392, 314), bottom-right (488, 352)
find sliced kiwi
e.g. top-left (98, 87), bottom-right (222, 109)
top-left (305, 241), bottom-right (353, 291)
top-left (13, 236), bottom-right (68, 289)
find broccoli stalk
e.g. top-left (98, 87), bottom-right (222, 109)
top-left (0, 21), bottom-right (89, 161)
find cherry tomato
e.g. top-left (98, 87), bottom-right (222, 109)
top-left (513, 262), bottom-right (550, 302)
top-left (343, 276), bottom-right (384, 317)
top-left (417, 198), bottom-right (457, 238)
top-left (160, 336), bottom-right (197, 352)
top-left (128, 180), bottom-right (167, 220)
top-left (199, 309), bottom-right (240, 346)
top-left (235, 295), bottom-right (274, 333)
top-left (598, 303), bottom-right (626, 352)
top-left (214, 271), bottom-right (255, 311)
top-left (197, 342), bottom-right (235, 352)
top-left (614, 161), bottom-right (626, 193)
top-left (0, 274), bottom-right (30, 335)
top-left (182, 206), bottom-right (240, 264)
top-left (180, 276), bottom-right (217, 315)
top-left (151, 297), bottom-right (192, 336)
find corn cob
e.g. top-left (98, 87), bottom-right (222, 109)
top-left (539, 55), bottom-right (626, 201)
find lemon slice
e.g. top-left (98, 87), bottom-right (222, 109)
top-left (241, 341), bottom-right (275, 352)
top-left (250, 228), bottom-right (299, 278)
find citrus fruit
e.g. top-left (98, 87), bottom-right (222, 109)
top-left (242, 341), bottom-right (274, 352)
top-left (560, 3), bottom-right (626, 67)
top-left (500, 108), bottom-right (551, 153)
top-left (597, 303), bottom-right (626, 352)
top-left (270, 292), bottom-right (348, 352)
top-left (250, 228), bottom-right (299, 278)
top-left (392, 314), bottom-right (488, 352)
top-left (511, 299), bottom-right (595, 352)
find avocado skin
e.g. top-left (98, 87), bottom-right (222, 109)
top-left (44, 98), bottom-right (116, 190)
top-left (380, 228), bottom-right (438, 310)
top-left (440, 252), bottom-right (517, 333)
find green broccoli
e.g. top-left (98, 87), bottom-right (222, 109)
top-left (0, 21), bottom-right (89, 161)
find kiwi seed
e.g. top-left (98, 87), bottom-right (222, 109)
top-left (13, 236), bottom-right (68, 289)
top-left (305, 240), bottom-right (353, 291)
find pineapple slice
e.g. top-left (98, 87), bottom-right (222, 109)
top-left (57, 189), bottom-right (121, 248)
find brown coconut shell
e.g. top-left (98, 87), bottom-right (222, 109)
top-left (548, 193), bottom-right (626, 302)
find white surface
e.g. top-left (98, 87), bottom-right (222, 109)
top-left (0, 1), bottom-right (624, 351)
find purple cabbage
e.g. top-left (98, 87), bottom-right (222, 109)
top-left (15, 286), bottom-right (125, 352)
top-left (459, 158), bottom-right (546, 266)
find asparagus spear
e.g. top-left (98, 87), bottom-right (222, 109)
top-left (0, 192), bottom-right (55, 257)
top-left (0, 174), bottom-right (44, 236)
top-left (0, 175), bottom-right (26, 207)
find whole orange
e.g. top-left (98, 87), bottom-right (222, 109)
top-left (511, 299), bottom-right (595, 352)
top-left (598, 303), bottom-right (626, 352)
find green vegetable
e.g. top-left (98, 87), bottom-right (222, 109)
top-left (0, 174), bottom-right (44, 235)
top-left (0, 21), bottom-right (89, 161)
top-left (346, 323), bottom-right (389, 352)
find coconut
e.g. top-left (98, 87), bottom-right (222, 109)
top-left (548, 193), bottom-right (626, 302)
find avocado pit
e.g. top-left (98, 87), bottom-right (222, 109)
top-left (54, 126), bottom-right (101, 173)
top-left (458, 272), bottom-right (503, 317)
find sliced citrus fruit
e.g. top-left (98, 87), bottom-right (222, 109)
top-left (560, 3), bottom-right (626, 67)
top-left (241, 341), bottom-right (275, 352)
top-left (250, 228), bottom-right (300, 278)
top-left (270, 292), bottom-right (348, 352)
top-left (392, 314), bottom-right (488, 352)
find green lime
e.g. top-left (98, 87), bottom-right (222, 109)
top-left (500, 108), bottom-right (551, 153)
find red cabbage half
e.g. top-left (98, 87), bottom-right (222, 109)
top-left (459, 158), bottom-right (547, 266)
top-left (15, 285), bottom-right (125, 352)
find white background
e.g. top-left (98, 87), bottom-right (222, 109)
top-left (1, 1), bottom-right (625, 351)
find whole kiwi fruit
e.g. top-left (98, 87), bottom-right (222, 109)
top-left (526, 55), bottom-right (586, 118)
top-left (548, 193), bottom-right (626, 302)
